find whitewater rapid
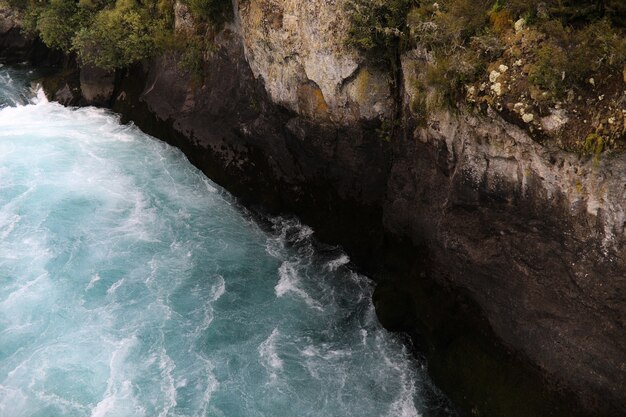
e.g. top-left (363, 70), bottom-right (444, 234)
top-left (0, 67), bottom-right (453, 417)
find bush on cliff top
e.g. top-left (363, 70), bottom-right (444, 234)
top-left (346, 0), bottom-right (624, 108)
top-left (345, 0), bottom-right (418, 68)
top-left (186, 0), bottom-right (233, 28)
top-left (72, 3), bottom-right (160, 71)
top-left (11, 0), bottom-right (232, 70)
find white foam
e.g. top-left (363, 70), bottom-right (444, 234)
top-left (301, 344), bottom-right (351, 360)
top-left (191, 277), bottom-right (225, 335)
top-left (113, 191), bottom-right (157, 241)
top-left (275, 262), bottom-right (323, 311)
top-left (258, 329), bottom-right (283, 383)
top-left (30, 87), bottom-right (48, 105)
top-left (90, 337), bottom-right (143, 417)
top-left (210, 275), bottom-right (226, 302)
top-left (0, 71), bottom-right (438, 417)
top-left (0, 385), bottom-right (27, 415)
top-left (387, 378), bottom-right (421, 417)
top-left (265, 238), bottom-right (283, 259)
top-left (361, 329), bottom-right (368, 346)
top-left (0, 213), bottom-right (20, 239)
top-left (106, 279), bottom-right (124, 296)
top-left (202, 178), bottom-right (218, 193)
top-left (325, 254), bottom-right (350, 271)
top-left (157, 349), bottom-right (177, 417)
top-left (34, 390), bottom-right (90, 414)
top-left (196, 357), bottom-right (219, 417)
top-left (301, 345), bottom-right (319, 357)
top-left (295, 224), bottom-right (314, 242)
top-left (86, 274), bottom-right (101, 290)
top-left (0, 272), bottom-right (49, 308)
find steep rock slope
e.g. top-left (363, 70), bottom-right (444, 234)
top-left (230, 5), bottom-right (626, 414)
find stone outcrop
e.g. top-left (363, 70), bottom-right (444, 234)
top-left (79, 65), bottom-right (115, 106)
top-left (2, 1), bottom-right (624, 416)
top-left (236, 0), bottom-right (394, 123)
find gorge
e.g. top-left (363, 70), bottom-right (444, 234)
top-left (1, 1), bottom-right (625, 416)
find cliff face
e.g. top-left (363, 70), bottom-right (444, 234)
top-left (2, 1), bottom-right (624, 416)
top-left (230, 5), bottom-right (625, 414)
top-left (387, 103), bottom-right (626, 415)
top-left (236, 0), bottom-right (394, 123)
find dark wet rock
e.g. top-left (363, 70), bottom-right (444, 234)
top-left (79, 65), bottom-right (115, 106)
top-left (39, 65), bottom-right (81, 106)
top-left (0, 4), bottom-right (60, 65)
top-left (53, 83), bottom-right (75, 106)
top-left (0, 5), bottom-right (28, 58)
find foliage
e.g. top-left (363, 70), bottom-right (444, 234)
top-left (37, 0), bottom-right (88, 51)
top-left (165, 31), bottom-right (216, 81)
top-left (505, 0), bottom-right (626, 26)
top-left (8, 0), bottom-right (233, 70)
top-left (345, 0), bottom-right (417, 67)
top-left (184, 0), bottom-right (232, 27)
top-left (407, 0), bottom-right (495, 55)
top-left (527, 43), bottom-right (568, 97)
top-left (526, 18), bottom-right (625, 96)
top-left (568, 19), bottom-right (626, 82)
top-left (4, 0), bottom-right (29, 11)
top-left (426, 51), bottom-right (483, 107)
top-left (403, 1), bottom-right (498, 110)
top-left (343, 0), bottom-right (625, 111)
top-left (72, 3), bottom-right (160, 70)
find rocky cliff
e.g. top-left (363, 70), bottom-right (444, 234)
top-left (2, 1), bottom-right (625, 416)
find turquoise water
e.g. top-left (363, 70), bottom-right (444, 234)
top-left (0, 68), bottom-right (452, 417)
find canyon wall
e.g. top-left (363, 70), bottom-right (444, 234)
top-left (2, 1), bottom-right (624, 416)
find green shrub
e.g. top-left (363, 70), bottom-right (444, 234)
top-left (177, 33), bottom-right (216, 77)
top-left (348, 0), bottom-right (623, 114)
top-left (345, 0), bottom-right (417, 67)
top-left (21, 2), bottom-right (44, 35)
top-left (528, 18), bottom-right (624, 95)
top-left (185, 0), bottom-right (232, 28)
top-left (504, 0), bottom-right (626, 27)
top-left (72, 3), bottom-right (160, 70)
top-left (5, 0), bottom-right (29, 11)
top-left (405, 1), bottom-right (496, 109)
top-left (6, 0), bottom-right (232, 71)
top-left (489, 8), bottom-right (513, 34)
top-left (407, 0), bottom-right (494, 54)
top-left (537, 19), bottom-right (570, 45)
top-left (442, 0), bottom-right (493, 41)
top-left (157, 0), bottom-right (176, 28)
top-left (527, 42), bottom-right (568, 97)
top-left (568, 19), bottom-right (626, 82)
top-left (426, 50), bottom-right (483, 107)
top-left (37, 0), bottom-right (82, 51)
